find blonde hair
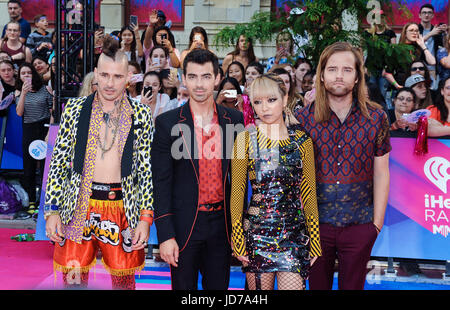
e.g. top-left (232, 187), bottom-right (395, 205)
top-left (249, 73), bottom-right (286, 101)
top-left (78, 72), bottom-right (96, 97)
top-left (248, 73), bottom-right (299, 126)
top-left (314, 42), bottom-right (381, 123)
top-left (268, 65), bottom-right (303, 114)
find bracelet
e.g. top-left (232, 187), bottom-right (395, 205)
top-left (44, 210), bottom-right (60, 221)
top-left (140, 216), bottom-right (153, 225)
top-left (423, 47), bottom-right (428, 51)
top-left (44, 204), bottom-right (59, 212)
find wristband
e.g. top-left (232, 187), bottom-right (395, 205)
top-left (44, 204), bottom-right (59, 212)
top-left (44, 210), bottom-right (60, 221)
top-left (140, 210), bottom-right (154, 225)
top-left (140, 215), bottom-right (153, 225)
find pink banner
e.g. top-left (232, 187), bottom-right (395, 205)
top-left (389, 137), bottom-right (450, 238)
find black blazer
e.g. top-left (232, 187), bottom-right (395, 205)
top-left (151, 101), bottom-right (245, 252)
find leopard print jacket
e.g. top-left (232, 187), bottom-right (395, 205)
top-left (44, 94), bottom-right (154, 230)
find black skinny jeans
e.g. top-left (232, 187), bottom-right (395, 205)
top-left (21, 118), bottom-right (49, 204)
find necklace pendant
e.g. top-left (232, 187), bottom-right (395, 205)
top-left (103, 113), bottom-right (110, 124)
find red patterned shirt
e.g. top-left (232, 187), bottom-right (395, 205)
top-left (191, 105), bottom-right (223, 205)
top-left (295, 101), bottom-right (391, 227)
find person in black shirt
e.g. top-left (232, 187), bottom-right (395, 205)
top-left (364, 10), bottom-right (396, 101)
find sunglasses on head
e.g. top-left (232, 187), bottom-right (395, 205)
top-left (411, 66), bottom-right (425, 71)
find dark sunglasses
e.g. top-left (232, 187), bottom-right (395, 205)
top-left (411, 66), bottom-right (425, 72)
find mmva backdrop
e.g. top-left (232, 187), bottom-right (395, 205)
top-left (372, 137), bottom-right (450, 260)
top-left (36, 130), bottom-right (450, 261)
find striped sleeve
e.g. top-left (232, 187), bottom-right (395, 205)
top-left (298, 132), bottom-right (322, 257)
top-left (230, 130), bottom-right (249, 257)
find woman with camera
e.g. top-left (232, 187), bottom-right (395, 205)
top-left (139, 71), bottom-right (170, 120)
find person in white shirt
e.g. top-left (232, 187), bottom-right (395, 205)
top-left (138, 71), bottom-right (170, 119)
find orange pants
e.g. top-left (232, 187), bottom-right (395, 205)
top-left (53, 199), bottom-right (145, 278)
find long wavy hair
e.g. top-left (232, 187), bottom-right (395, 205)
top-left (228, 34), bottom-right (256, 64)
top-left (15, 62), bottom-right (44, 92)
top-left (119, 25), bottom-right (138, 63)
top-left (314, 41), bottom-right (381, 123)
top-left (188, 26), bottom-right (209, 50)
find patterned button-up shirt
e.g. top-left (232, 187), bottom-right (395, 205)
top-left (191, 105), bottom-right (224, 205)
top-left (295, 101), bottom-right (391, 227)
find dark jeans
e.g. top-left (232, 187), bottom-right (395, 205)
top-left (170, 210), bottom-right (231, 290)
top-left (22, 118), bottom-right (49, 204)
top-left (309, 222), bottom-right (378, 290)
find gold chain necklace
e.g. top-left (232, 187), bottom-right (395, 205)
top-left (96, 96), bottom-right (123, 159)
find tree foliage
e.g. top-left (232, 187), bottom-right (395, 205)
top-left (214, 0), bottom-right (414, 75)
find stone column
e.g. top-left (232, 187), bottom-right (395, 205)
top-left (100, 0), bottom-right (124, 33)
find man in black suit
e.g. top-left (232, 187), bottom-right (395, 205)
top-left (151, 49), bottom-right (245, 290)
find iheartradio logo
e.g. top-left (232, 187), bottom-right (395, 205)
top-left (424, 157), bottom-right (450, 194)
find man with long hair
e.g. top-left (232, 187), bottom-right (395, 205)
top-left (295, 42), bottom-right (391, 290)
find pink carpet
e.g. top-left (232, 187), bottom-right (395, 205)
top-left (0, 228), bottom-right (172, 290)
top-left (0, 228), bottom-right (244, 290)
top-left (0, 228), bottom-right (54, 290)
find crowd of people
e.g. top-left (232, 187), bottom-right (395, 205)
top-left (0, 0), bottom-right (448, 291)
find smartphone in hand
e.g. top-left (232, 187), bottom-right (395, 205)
top-left (223, 89), bottom-right (237, 98)
top-left (143, 86), bottom-right (152, 97)
top-left (130, 74), bottom-right (144, 83)
top-left (130, 15), bottom-right (138, 26)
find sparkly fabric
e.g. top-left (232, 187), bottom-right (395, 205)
top-left (111, 274), bottom-right (136, 290)
top-left (231, 126), bottom-right (320, 278)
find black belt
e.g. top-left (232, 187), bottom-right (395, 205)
top-left (90, 182), bottom-right (122, 201)
top-left (198, 200), bottom-right (224, 212)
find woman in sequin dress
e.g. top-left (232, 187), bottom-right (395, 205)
top-left (230, 74), bottom-right (321, 290)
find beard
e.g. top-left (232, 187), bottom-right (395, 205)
top-left (324, 81), bottom-right (354, 97)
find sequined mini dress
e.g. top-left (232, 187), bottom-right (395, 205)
top-left (230, 126), bottom-right (321, 277)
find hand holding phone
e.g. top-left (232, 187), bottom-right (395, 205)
top-left (130, 74), bottom-right (144, 84)
top-left (152, 58), bottom-right (161, 67)
top-left (130, 15), bottom-right (138, 27)
top-left (141, 86), bottom-right (153, 106)
top-left (170, 68), bottom-right (178, 80)
top-left (143, 86), bottom-right (153, 97)
top-left (223, 89), bottom-right (237, 99)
